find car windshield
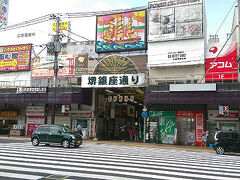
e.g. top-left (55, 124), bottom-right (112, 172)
top-left (60, 125), bottom-right (72, 133)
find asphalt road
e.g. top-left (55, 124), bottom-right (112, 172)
top-left (0, 141), bottom-right (240, 180)
top-left (0, 139), bottom-right (29, 143)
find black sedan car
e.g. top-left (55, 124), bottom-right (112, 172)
top-left (214, 131), bottom-right (240, 155)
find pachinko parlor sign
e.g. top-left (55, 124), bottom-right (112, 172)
top-left (81, 73), bottom-right (145, 88)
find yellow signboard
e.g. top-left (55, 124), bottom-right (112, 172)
top-left (52, 21), bottom-right (69, 31)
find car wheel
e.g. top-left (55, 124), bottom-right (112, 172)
top-left (62, 139), bottom-right (70, 148)
top-left (32, 138), bottom-right (39, 146)
top-left (216, 146), bottom-right (225, 155)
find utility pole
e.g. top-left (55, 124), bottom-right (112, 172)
top-left (48, 15), bottom-right (61, 124)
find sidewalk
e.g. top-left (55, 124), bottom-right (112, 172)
top-left (0, 135), bottom-right (214, 152)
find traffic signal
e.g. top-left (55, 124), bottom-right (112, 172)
top-left (223, 106), bottom-right (229, 116)
top-left (65, 105), bottom-right (70, 112)
top-left (61, 105), bottom-right (70, 113)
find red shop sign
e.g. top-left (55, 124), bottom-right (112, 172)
top-left (176, 111), bottom-right (195, 117)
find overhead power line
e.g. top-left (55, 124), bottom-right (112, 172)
top-left (0, 6), bottom-right (147, 32)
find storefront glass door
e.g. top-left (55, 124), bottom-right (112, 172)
top-left (219, 122), bottom-right (239, 131)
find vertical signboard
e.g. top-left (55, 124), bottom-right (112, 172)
top-left (195, 112), bottom-right (204, 146)
top-left (0, 0), bottom-right (9, 25)
top-left (0, 44), bottom-right (32, 72)
top-left (96, 10), bottom-right (147, 52)
top-left (148, 0), bottom-right (203, 41)
top-left (26, 106), bottom-right (45, 136)
top-left (205, 42), bottom-right (238, 82)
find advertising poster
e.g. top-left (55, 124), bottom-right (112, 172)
top-left (27, 124), bottom-right (42, 136)
top-left (205, 42), bottom-right (238, 82)
top-left (148, 0), bottom-right (203, 41)
top-left (32, 55), bottom-right (75, 79)
top-left (96, 10), bottom-right (146, 52)
top-left (74, 54), bottom-right (88, 77)
top-left (159, 117), bottom-right (176, 144)
top-left (0, 44), bottom-right (31, 72)
top-left (149, 111), bottom-right (176, 144)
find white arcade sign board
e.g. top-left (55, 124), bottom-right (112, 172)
top-left (82, 73), bottom-right (145, 88)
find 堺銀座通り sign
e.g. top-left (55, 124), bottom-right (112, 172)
top-left (82, 73), bottom-right (145, 88)
top-left (0, 44), bottom-right (32, 72)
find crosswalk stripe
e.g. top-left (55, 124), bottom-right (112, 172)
top-left (0, 157), bottom-right (240, 180)
top-left (0, 145), bottom-right (240, 172)
top-left (0, 164), bottom-right (186, 180)
top-left (0, 171), bottom-right (41, 180)
top-left (0, 150), bottom-right (239, 176)
top-left (1, 142), bottom-right (240, 180)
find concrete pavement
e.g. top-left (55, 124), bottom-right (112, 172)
top-left (0, 135), bottom-right (214, 152)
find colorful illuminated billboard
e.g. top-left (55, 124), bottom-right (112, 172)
top-left (205, 42), bottom-right (238, 82)
top-left (148, 0), bottom-right (203, 41)
top-left (96, 10), bottom-right (147, 53)
top-left (0, 44), bottom-right (32, 72)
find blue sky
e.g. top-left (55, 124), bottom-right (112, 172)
top-left (205, 0), bottom-right (237, 42)
top-left (5, 0), bottom-right (238, 43)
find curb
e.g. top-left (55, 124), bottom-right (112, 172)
top-left (85, 140), bottom-right (214, 152)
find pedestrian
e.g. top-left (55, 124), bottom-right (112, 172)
top-left (202, 130), bottom-right (209, 147)
top-left (76, 123), bottom-right (83, 135)
top-left (134, 128), bottom-right (139, 141)
top-left (153, 128), bottom-right (157, 144)
top-left (129, 128), bottom-right (133, 141)
top-left (77, 123), bottom-right (82, 130)
top-left (214, 128), bottom-right (221, 141)
top-left (120, 125), bottom-right (126, 141)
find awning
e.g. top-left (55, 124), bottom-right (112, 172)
top-left (145, 91), bottom-right (240, 105)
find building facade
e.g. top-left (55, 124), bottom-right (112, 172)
top-left (0, 0), bottom-right (239, 147)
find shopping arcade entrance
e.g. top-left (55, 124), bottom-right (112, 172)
top-left (82, 55), bottom-right (146, 140)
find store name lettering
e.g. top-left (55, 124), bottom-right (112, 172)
top-left (3, 45), bottom-right (30, 53)
top-left (210, 61), bottom-right (233, 69)
top-left (151, 111), bottom-right (163, 117)
top-left (88, 75), bottom-right (139, 86)
top-left (149, 0), bottom-right (201, 9)
top-left (17, 87), bottom-right (47, 94)
top-left (0, 111), bottom-right (18, 117)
